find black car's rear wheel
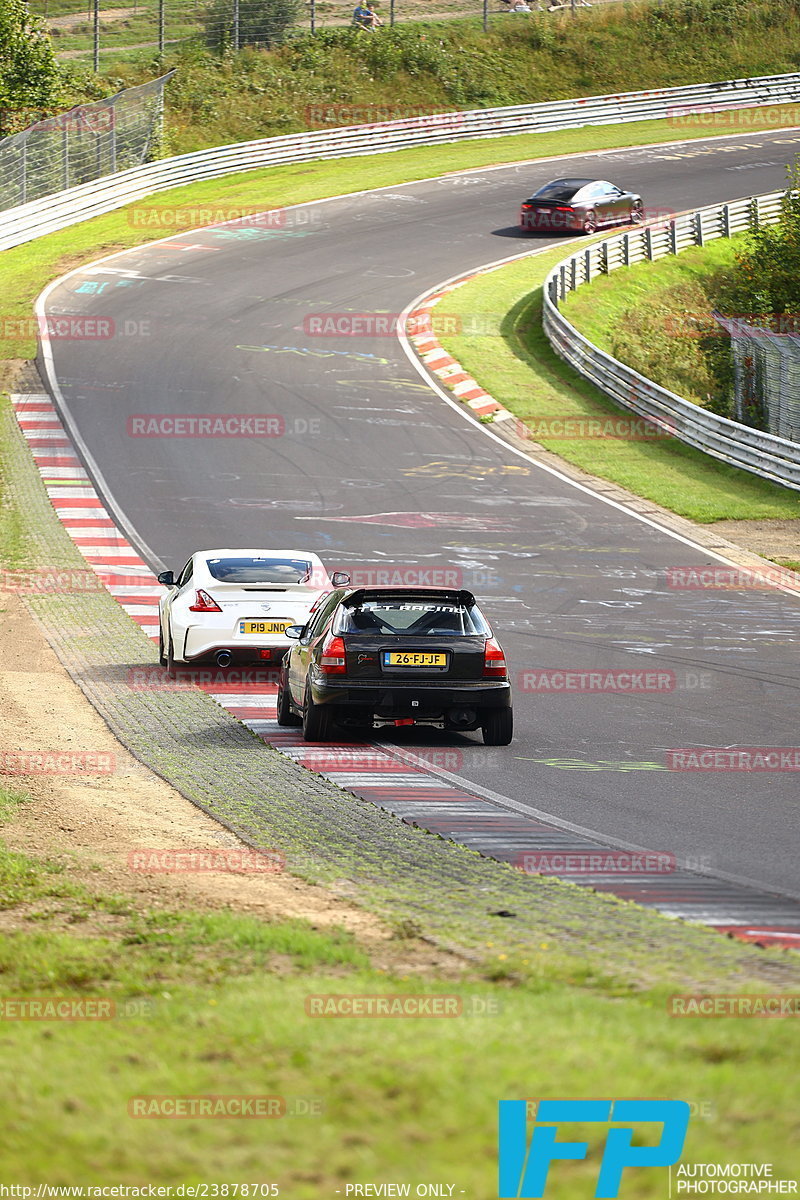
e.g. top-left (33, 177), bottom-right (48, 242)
top-left (581, 210), bottom-right (597, 234)
top-left (481, 709), bottom-right (513, 746)
top-left (277, 672), bottom-right (302, 726)
top-left (302, 686), bottom-right (334, 742)
top-left (630, 201), bottom-right (644, 223)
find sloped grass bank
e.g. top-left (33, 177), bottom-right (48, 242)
top-left (560, 238), bottom-right (738, 412)
top-left (435, 248), bottom-right (800, 521)
top-left (51, 0), bottom-right (800, 154)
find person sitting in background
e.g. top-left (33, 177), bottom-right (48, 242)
top-left (352, 1), bottom-right (382, 27)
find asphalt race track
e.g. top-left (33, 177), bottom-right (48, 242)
top-left (39, 127), bottom-right (800, 916)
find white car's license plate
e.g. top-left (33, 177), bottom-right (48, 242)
top-left (239, 619), bottom-right (291, 635)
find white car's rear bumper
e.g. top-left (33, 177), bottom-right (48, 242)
top-left (183, 626), bottom-right (297, 660)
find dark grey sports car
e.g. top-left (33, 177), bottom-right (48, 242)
top-left (520, 177), bottom-right (644, 234)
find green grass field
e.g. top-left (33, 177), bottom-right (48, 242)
top-left (1, 783), bottom-right (798, 1191)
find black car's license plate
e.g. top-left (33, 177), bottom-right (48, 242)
top-left (384, 652), bottom-right (446, 667)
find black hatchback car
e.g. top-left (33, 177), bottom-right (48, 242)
top-left (520, 178), bottom-right (644, 234)
top-left (276, 586), bottom-right (513, 745)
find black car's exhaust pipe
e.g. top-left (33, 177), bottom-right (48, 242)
top-left (449, 708), bottom-right (477, 728)
top-left (215, 649), bottom-right (233, 668)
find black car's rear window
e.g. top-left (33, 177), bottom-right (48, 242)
top-left (529, 179), bottom-right (590, 202)
top-left (336, 600), bottom-right (490, 636)
top-left (206, 557), bottom-right (312, 584)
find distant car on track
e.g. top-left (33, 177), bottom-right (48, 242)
top-left (276, 585), bottom-right (513, 745)
top-left (157, 549), bottom-right (348, 677)
top-left (520, 177), bottom-right (644, 234)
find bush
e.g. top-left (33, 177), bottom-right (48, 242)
top-left (202, 0), bottom-right (301, 52)
top-left (0, 0), bottom-right (64, 136)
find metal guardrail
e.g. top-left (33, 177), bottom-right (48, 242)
top-left (542, 192), bottom-right (800, 490)
top-left (4, 70), bottom-right (800, 252)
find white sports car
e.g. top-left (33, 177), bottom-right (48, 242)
top-left (157, 549), bottom-right (346, 677)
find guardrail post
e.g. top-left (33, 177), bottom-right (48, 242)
top-left (622, 233), bottom-right (630, 266)
top-left (645, 227), bottom-right (654, 261)
top-left (750, 196), bottom-right (760, 229)
top-left (559, 264), bottom-right (566, 301)
top-left (584, 248), bottom-right (592, 284)
top-left (669, 221), bottom-right (677, 255)
top-left (722, 204), bottom-right (731, 237)
top-left (570, 257), bottom-right (577, 292)
top-left (695, 211), bottom-right (704, 247)
top-left (601, 241), bottom-right (609, 274)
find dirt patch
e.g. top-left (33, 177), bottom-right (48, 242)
top-left (706, 519), bottom-right (800, 566)
top-left (45, 7), bottom-right (138, 29)
top-left (0, 586), bottom-right (466, 978)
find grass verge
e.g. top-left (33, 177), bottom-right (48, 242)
top-left (435, 248), bottom-right (800, 522)
top-left (0, 781), bottom-right (798, 1189)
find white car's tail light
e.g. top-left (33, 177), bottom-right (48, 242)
top-left (188, 589), bottom-right (223, 613)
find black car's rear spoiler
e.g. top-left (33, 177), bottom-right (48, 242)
top-left (341, 587), bottom-right (477, 608)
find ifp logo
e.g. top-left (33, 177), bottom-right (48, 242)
top-left (498, 1099), bottom-right (690, 1197)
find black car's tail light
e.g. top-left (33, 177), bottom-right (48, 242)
top-left (483, 637), bottom-right (508, 678)
top-left (188, 589), bottom-right (222, 613)
top-left (319, 633), bottom-right (347, 674)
